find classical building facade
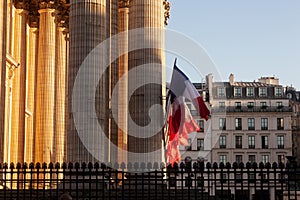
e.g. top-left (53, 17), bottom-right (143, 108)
top-left (183, 74), bottom-right (293, 165)
top-left (0, 0), bottom-right (169, 166)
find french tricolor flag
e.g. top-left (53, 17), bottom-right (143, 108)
top-left (166, 62), bottom-right (210, 166)
top-left (169, 64), bottom-right (210, 121)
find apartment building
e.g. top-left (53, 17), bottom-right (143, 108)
top-left (182, 74), bottom-right (293, 165)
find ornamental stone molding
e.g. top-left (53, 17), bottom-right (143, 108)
top-left (163, 0), bottom-right (170, 26)
top-left (53, 3), bottom-right (70, 28)
top-left (119, 0), bottom-right (129, 8)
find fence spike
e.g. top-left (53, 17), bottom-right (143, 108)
top-left (62, 162), bottom-right (67, 169)
top-left (81, 162), bottom-right (87, 169)
top-left (88, 162), bottom-right (93, 170)
top-left (120, 162), bottom-right (126, 170)
top-left (75, 162), bottom-right (80, 169)
top-left (23, 162), bottom-right (28, 169)
top-left (16, 162), bottom-right (21, 169)
top-left (48, 162), bottom-right (54, 169)
top-left (55, 162), bottom-right (60, 169)
top-left (272, 162), bottom-right (278, 169)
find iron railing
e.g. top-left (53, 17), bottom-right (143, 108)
top-left (0, 161), bottom-right (300, 199)
top-left (211, 106), bottom-right (292, 113)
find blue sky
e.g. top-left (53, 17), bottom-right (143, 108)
top-left (166, 0), bottom-right (300, 89)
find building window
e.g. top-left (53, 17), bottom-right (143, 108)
top-left (248, 118), bottom-right (255, 130)
top-left (186, 138), bottom-right (192, 151)
top-left (197, 120), bottom-right (204, 132)
top-left (236, 155), bottom-right (243, 164)
top-left (219, 118), bottom-right (226, 130)
top-left (247, 87), bottom-right (254, 97)
top-left (277, 136), bottom-right (284, 149)
top-left (248, 136), bottom-right (255, 149)
top-left (235, 118), bottom-right (242, 130)
top-left (262, 136), bottom-right (268, 149)
top-left (247, 102), bottom-right (254, 108)
top-left (261, 118), bottom-right (268, 130)
top-left (235, 136), bottom-right (242, 148)
top-left (260, 101), bottom-right (267, 109)
top-left (262, 155), bottom-right (269, 164)
top-left (234, 87), bottom-right (242, 97)
top-left (275, 87), bottom-right (283, 97)
top-left (277, 118), bottom-right (284, 130)
top-left (276, 101), bottom-right (283, 108)
top-left (278, 155), bottom-right (285, 163)
top-left (235, 101), bottom-right (241, 109)
top-left (248, 155), bottom-right (256, 163)
top-left (219, 136), bottom-right (226, 149)
top-left (197, 139), bottom-right (204, 151)
top-left (219, 155), bottom-right (227, 163)
top-left (218, 87), bottom-right (225, 97)
top-left (259, 87), bottom-right (267, 97)
top-left (219, 102), bottom-right (225, 108)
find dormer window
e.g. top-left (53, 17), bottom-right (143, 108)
top-left (234, 87), bottom-right (242, 97)
top-left (259, 87), bottom-right (267, 97)
top-left (218, 87), bottom-right (225, 97)
top-left (275, 87), bottom-right (283, 97)
top-left (247, 87), bottom-right (254, 97)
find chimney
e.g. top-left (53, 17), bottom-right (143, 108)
top-left (229, 73), bottom-right (234, 85)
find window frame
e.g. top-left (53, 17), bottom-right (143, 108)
top-left (247, 87), bottom-right (254, 97)
top-left (235, 118), bottom-right (242, 130)
top-left (262, 136), bottom-right (268, 149)
top-left (277, 118), bottom-right (284, 130)
top-left (262, 155), bottom-right (269, 164)
top-left (219, 118), bottom-right (226, 130)
top-left (261, 118), bottom-right (268, 130)
top-left (275, 87), bottom-right (283, 97)
top-left (234, 87), bottom-right (242, 97)
top-left (259, 87), bottom-right (267, 97)
top-left (219, 135), bottom-right (226, 149)
top-left (197, 138), bottom-right (204, 151)
top-left (248, 136), bottom-right (255, 149)
top-left (248, 118), bottom-right (255, 130)
top-left (218, 87), bottom-right (225, 97)
top-left (277, 135), bottom-right (284, 149)
top-left (235, 135), bottom-right (242, 149)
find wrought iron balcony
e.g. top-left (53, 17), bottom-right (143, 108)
top-left (211, 106), bottom-right (292, 113)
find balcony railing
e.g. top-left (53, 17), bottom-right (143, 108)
top-left (212, 106), bottom-right (292, 113)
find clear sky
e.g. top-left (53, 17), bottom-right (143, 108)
top-left (166, 0), bottom-right (300, 89)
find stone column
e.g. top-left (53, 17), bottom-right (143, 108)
top-left (24, 16), bottom-right (38, 163)
top-left (10, 5), bottom-right (28, 163)
top-left (127, 0), bottom-right (165, 165)
top-left (55, 21), bottom-right (68, 163)
top-left (35, 2), bottom-right (56, 164)
top-left (68, 0), bottom-right (113, 163)
top-left (117, 0), bottom-right (129, 164)
top-left (0, 0), bottom-right (7, 163)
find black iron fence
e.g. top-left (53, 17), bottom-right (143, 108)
top-left (0, 161), bottom-right (300, 199)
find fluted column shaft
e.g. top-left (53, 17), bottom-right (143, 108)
top-left (35, 8), bottom-right (56, 163)
top-left (11, 8), bottom-right (28, 163)
top-left (24, 26), bottom-right (38, 163)
top-left (128, 0), bottom-right (165, 164)
top-left (68, 0), bottom-right (116, 163)
top-left (117, 2), bottom-right (129, 164)
top-left (0, 0), bottom-right (7, 163)
top-left (55, 26), bottom-right (67, 163)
